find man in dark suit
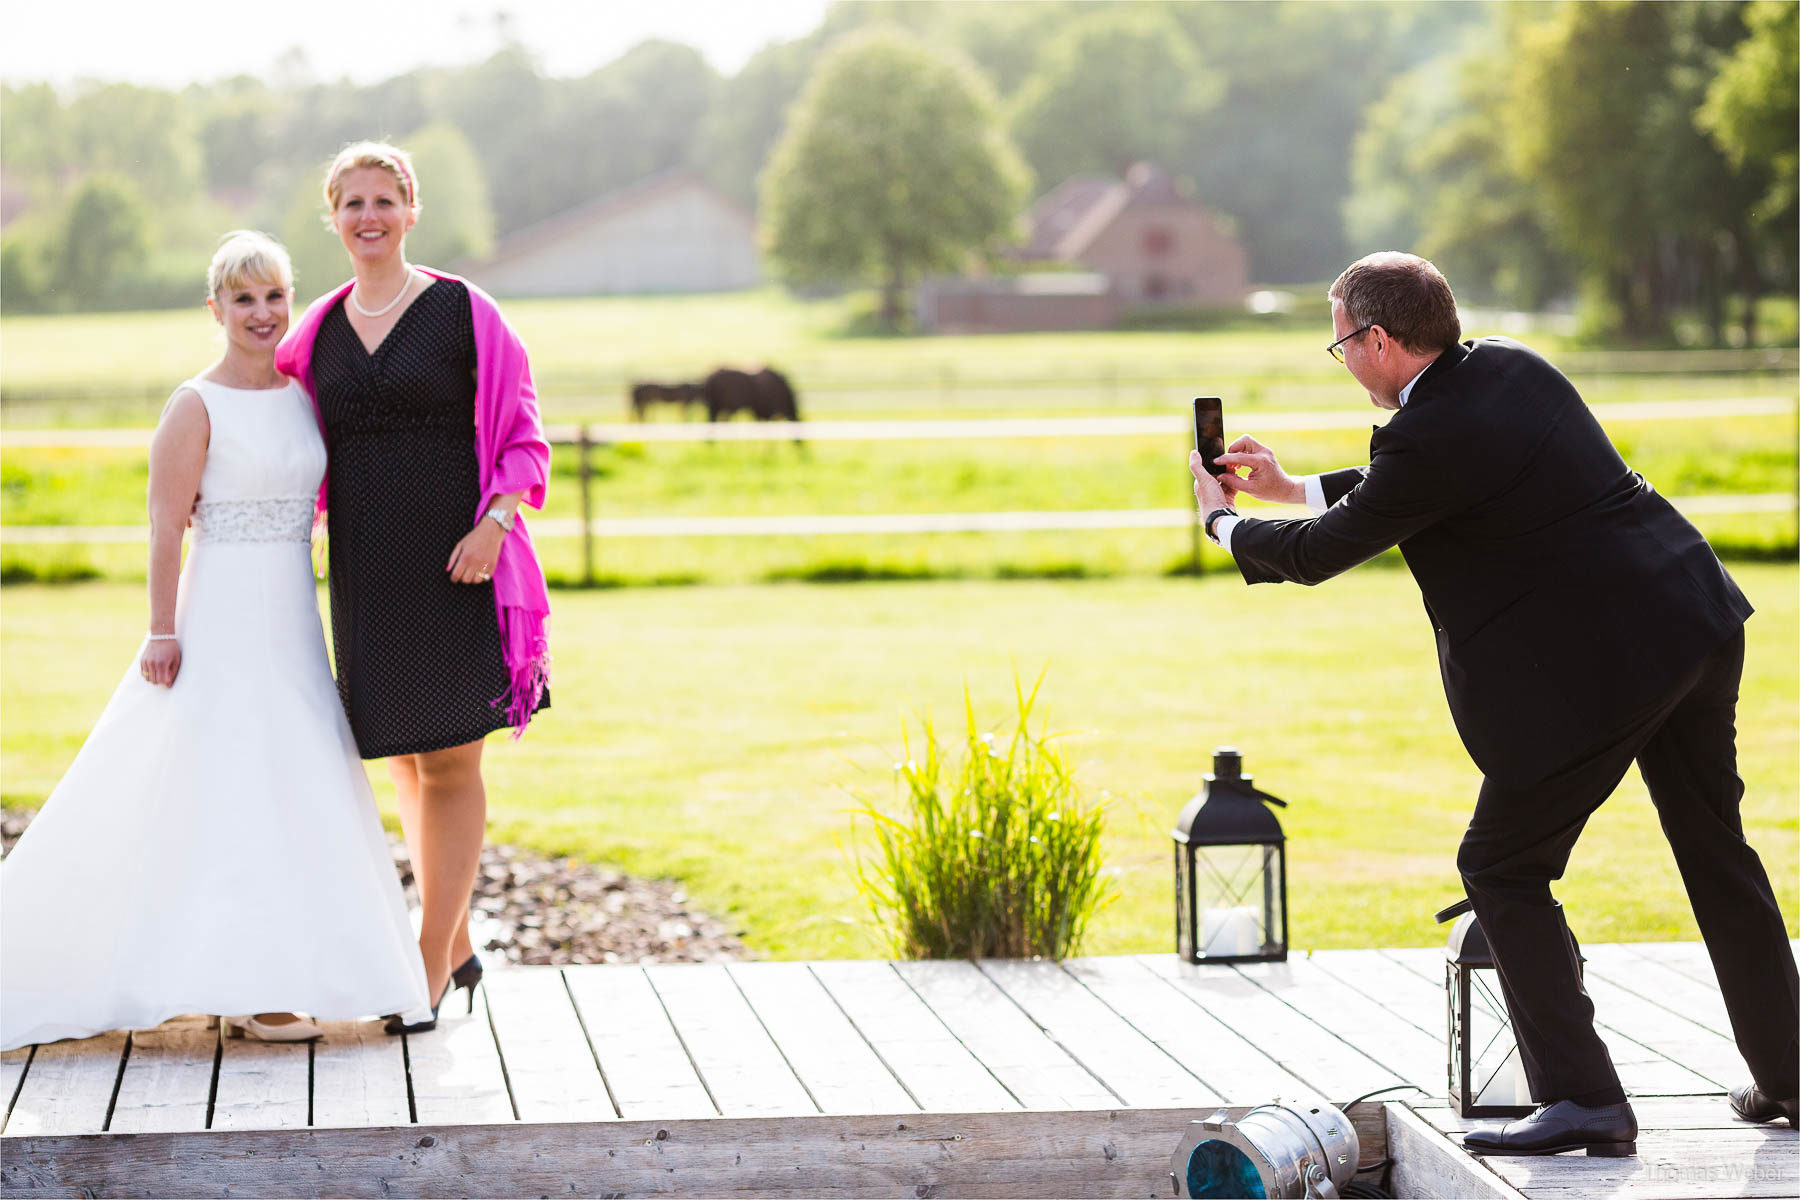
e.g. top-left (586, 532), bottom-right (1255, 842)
top-left (1189, 252), bottom-right (1797, 1155)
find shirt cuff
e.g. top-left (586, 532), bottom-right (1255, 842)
top-left (1212, 514), bottom-right (1243, 555)
top-left (1302, 474), bottom-right (1329, 514)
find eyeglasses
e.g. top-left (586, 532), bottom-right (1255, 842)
top-left (1327, 324), bottom-right (1373, 364)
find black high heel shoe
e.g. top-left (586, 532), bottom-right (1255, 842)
top-left (451, 953), bottom-right (484, 1014)
top-left (384, 975), bottom-right (453, 1036)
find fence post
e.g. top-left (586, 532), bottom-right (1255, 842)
top-left (578, 424), bottom-right (595, 587)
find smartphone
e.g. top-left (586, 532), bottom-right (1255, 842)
top-left (1194, 397), bottom-right (1226, 476)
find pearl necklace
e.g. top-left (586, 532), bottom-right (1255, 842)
top-left (350, 268), bottom-right (414, 319)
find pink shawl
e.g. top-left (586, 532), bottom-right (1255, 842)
top-left (276, 268), bottom-right (551, 736)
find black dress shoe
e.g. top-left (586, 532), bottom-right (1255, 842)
top-left (1464, 1099), bottom-right (1637, 1157)
top-left (1729, 1083), bottom-right (1799, 1128)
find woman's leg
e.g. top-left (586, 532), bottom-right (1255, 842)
top-left (409, 738), bottom-right (487, 1003)
top-left (388, 754), bottom-right (477, 970)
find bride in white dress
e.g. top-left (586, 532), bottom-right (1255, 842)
top-left (0, 232), bottom-right (428, 1050)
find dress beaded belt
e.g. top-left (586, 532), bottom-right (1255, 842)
top-left (191, 497), bottom-right (316, 543)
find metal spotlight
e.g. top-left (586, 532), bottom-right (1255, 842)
top-left (1171, 1100), bottom-right (1359, 1198)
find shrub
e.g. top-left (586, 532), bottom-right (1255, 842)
top-left (849, 671), bottom-right (1112, 959)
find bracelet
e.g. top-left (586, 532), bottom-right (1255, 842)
top-left (146, 633), bottom-right (178, 641)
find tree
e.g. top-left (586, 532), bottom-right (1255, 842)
top-left (54, 175), bottom-right (150, 311)
top-left (1008, 5), bottom-right (1221, 186)
top-left (696, 37), bottom-right (820, 207)
top-left (761, 28), bottom-right (1030, 330)
top-left (399, 121), bottom-right (495, 269)
top-left (1698, 0), bottom-right (1798, 287)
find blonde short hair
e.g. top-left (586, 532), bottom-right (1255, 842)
top-left (207, 230), bottom-right (294, 299)
top-left (323, 140), bottom-right (420, 215)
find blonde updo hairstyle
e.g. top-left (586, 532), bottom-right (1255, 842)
top-left (207, 230), bottom-right (294, 300)
top-left (322, 140), bottom-right (421, 222)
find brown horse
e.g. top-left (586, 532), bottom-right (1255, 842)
top-left (629, 381), bottom-right (705, 420)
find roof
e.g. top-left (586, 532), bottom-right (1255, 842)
top-left (1023, 163), bottom-right (1222, 261)
top-left (471, 168), bottom-right (755, 268)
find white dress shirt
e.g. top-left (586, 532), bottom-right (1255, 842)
top-left (1210, 363), bottom-right (1430, 554)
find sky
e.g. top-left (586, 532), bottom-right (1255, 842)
top-left (0, 0), bottom-right (834, 89)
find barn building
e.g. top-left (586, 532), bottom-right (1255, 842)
top-left (458, 169), bottom-right (761, 297)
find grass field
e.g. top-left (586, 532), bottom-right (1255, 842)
top-left (3, 567), bottom-right (1794, 959)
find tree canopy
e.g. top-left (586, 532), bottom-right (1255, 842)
top-left (760, 28), bottom-right (1030, 330)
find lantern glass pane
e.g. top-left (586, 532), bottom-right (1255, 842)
top-left (1468, 966), bottom-right (1532, 1108)
top-left (1191, 844), bottom-right (1270, 956)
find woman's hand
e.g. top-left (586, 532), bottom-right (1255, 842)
top-left (141, 639), bottom-right (181, 688)
top-left (447, 519), bottom-right (506, 584)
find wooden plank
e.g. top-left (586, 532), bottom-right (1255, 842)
top-left (1384, 1100), bottom-right (1528, 1200)
top-left (1624, 940), bottom-right (1722, 988)
top-left (1580, 973), bottom-right (1744, 1090)
top-left (979, 958), bottom-right (1218, 1108)
top-left (1, 1047), bottom-right (33, 1135)
top-left (1584, 943), bottom-right (1735, 1038)
top-left (1236, 955), bottom-right (1446, 1095)
top-left (807, 960), bottom-right (1019, 1113)
top-left (480, 968), bottom-right (615, 1123)
top-left (729, 961), bottom-right (915, 1115)
top-left (0, 1032), bottom-right (127, 1138)
top-left (0, 1106), bottom-right (1238, 1198)
top-left (646, 962), bottom-right (815, 1117)
top-left (1414, 1096), bottom-right (1767, 1134)
top-left (107, 1016), bottom-right (216, 1134)
top-left (894, 959), bottom-right (1118, 1110)
top-left (1140, 954), bottom-right (1409, 1102)
top-left (1381, 947), bottom-right (1719, 1098)
top-left (1310, 947), bottom-right (1455, 1039)
top-left (310, 1020), bottom-right (410, 1129)
top-left (1063, 956), bottom-right (1310, 1105)
top-left (1477, 1127), bottom-right (1800, 1198)
top-left (562, 964), bottom-right (714, 1120)
top-left (210, 1026), bottom-right (309, 1131)
top-left (404, 984), bottom-right (514, 1126)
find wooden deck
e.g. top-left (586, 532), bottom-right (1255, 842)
top-left (2, 942), bottom-right (1794, 1197)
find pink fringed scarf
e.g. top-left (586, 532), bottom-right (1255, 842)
top-left (276, 268), bottom-right (552, 736)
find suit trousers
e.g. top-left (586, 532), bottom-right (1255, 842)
top-left (1456, 627), bottom-right (1798, 1103)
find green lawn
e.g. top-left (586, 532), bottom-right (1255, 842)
top-left (4, 567), bottom-right (1794, 959)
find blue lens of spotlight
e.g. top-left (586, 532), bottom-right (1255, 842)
top-left (1184, 1139), bottom-right (1267, 1199)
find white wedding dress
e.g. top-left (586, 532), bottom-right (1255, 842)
top-left (0, 378), bottom-right (428, 1050)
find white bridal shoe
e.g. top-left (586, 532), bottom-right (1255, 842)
top-left (220, 1014), bottom-right (324, 1042)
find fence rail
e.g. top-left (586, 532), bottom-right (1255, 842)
top-left (4, 399), bottom-right (1794, 584)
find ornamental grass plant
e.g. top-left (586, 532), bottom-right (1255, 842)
top-left (850, 671), bottom-right (1113, 960)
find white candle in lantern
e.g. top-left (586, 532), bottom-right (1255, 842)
top-left (1200, 906), bottom-right (1260, 957)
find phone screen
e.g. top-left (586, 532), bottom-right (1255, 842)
top-left (1194, 397), bottom-right (1226, 476)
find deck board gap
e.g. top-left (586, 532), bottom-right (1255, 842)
top-left (726, 965), bottom-right (823, 1114)
top-left (1, 1046), bottom-right (36, 1134)
top-left (644, 967), bottom-right (724, 1116)
top-left (560, 968), bottom-right (624, 1119)
top-left (974, 960), bottom-right (1130, 1107)
top-left (99, 1030), bottom-right (131, 1132)
top-left (400, 1023), bottom-right (418, 1125)
top-left (805, 963), bottom-right (924, 1112)
top-left (202, 1023), bottom-right (222, 1129)
top-left (887, 961), bottom-right (1029, 1110)
top-left (480, 982), bottom-right (523, 1123)
top-left (1054, 960), bottom-right (1223, 1098)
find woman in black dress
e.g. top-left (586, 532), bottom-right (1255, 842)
top-left (277, 142), bottom-right (551, 1032)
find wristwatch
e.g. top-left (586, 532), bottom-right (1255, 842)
top-left (1204, 506), bottom-right (1238, 543)
top-left (483, 506), bottom-right (516, 533)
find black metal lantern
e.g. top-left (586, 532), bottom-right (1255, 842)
top-left (1173, 747), bottom-right (1288, 964)
top-left (1437, 897), bottom-right (1583, 1117)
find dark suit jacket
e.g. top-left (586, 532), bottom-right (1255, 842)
top-left (1229, 337), bottom-right (1751, 785)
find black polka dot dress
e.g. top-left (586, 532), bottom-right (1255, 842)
top-left (314, 278), bottom-right (546, 759)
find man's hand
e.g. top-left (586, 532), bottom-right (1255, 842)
top-left (1190, 450), bottom-right (1235, 513)
top-left (1215, 436), bottom-right (1305, 506)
